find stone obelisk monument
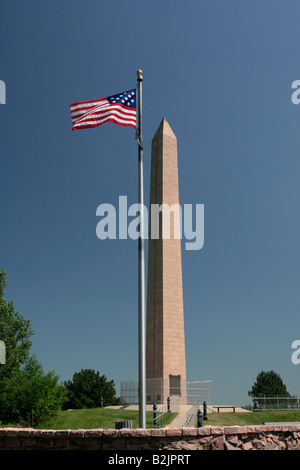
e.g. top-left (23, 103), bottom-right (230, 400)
top-left (146, 117), bottom-right (187, 404)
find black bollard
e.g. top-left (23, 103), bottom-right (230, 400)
top-left (203, 401), bottom-right (208, 420)
top-left (197, 409), bottom-right (203, 428)
top-left (153, 403), bottom-right (158, 427)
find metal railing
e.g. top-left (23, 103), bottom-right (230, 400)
top-left (251, 396), bottom-right (300, 411)
top-left (184, 399), bottom-right (201, 427)
top-left (152, 397), bottom-right (180, 428)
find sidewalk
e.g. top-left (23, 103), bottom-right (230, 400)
top-left (167, 404), bottom-right (194, 427)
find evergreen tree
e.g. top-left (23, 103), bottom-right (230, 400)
top-left (248, 370), bottom-right (290, 398)
top-left (64, 368), bottom-right (120, 409)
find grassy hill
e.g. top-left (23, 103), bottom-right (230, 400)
top-left (36, 408), bottom-right (300, 430)
top-left (203, 410), bottom-right (300, 426)
top-left (38, 408), bottom-right (154, 429)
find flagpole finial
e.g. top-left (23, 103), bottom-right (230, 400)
top-left (137, 69), bottom-right (143, 81)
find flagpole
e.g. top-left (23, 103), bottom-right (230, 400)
top-left (136, 69), bottom-right (146, 428)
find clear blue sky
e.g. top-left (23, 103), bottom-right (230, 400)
top-left (0, 0), bottom-right (299, 406)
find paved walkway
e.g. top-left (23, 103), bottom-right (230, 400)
top-left (168, 404), bottom-right (194, 427)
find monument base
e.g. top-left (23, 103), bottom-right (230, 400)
top-left (120, 379), bottom-right (212, 406)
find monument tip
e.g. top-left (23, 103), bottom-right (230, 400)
top-left (153, 116), bottom-right (176, 140)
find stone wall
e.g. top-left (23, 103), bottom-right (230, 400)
top-left (1, 424), bottom-right (300, 450)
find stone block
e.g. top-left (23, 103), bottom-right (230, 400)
top-left (166, 427), bottom-right (182, 437)
top-left (187, 443), bottom-right (198, 450)
top-left (264, 441), bottom-right (278, 450)
top-left (236, 426), bottom-right (249, 435)
top-left (243, 441), bottom-right (253, 450)
top-left (56, 438), bottom-right (69, 448)
top-left (21, 438), bottom-right (37, 448)
top-left (210, 426), bottom-right (225, 435)
top-left (211, 436), bottom-right (225, 450)
top-left (18, 428), bottom-right (34, 437)
top-left (199, 435), bottom-right (214, 445)
top-left (136, 428), bottom-right (152, 437)
top-left (117, 428), bottom-right (136, 438)
top-left (151, 428), bottom-right (167, 437)
top-left (5, 437), bottom-right (21, 449)
top-left (5, 428), bottom-right (19, 437)
top-left (41, 430), bottom-right (55, 438)
top-left (38, 439), bottom-right (54, 449)
top-left (182, 427), bottom-right (197, 436)
top-left (100, 429), bottom-right (117, 438)
top-left (55, 429), bottom-right (70, 438)
top-left (197, 426), bottom-right (211, 436)
top-left (224, 426), bottom-right (239, 435)
top-left (252, 438), bottom-right (266, 450)
top-left (225, 441), bottom-right (240, 450)
top-left (69, 429), bottom-right (85, 439)
top-left (227, 435), bottom-right (239, 445)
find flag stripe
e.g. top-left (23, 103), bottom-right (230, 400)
top-left (70, 102), bottom-right (107, 114)
top-left (70, 89), bottom-right (136, 131)
top-left (74, 103), bottom-right (136, 123)
top-left (70, 99), bottom-right (108, 120)
top-left (70, 98), bottom-right (107, 110)
top-left (71, 101), bottom-right (109, 124)
top-left (73, 115), bottom-right (136, 130)
top-left (73, 104), bottom-right (136, 130)
top-left (74, 113), bottom-right (136, 127)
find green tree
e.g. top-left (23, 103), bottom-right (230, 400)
top-left (0, 269), bottom-right (66, 426)
top-left (64, 369), bottom-right (120, 409)
top-left (248, 370), bottom-right (290, 398)
top-left (0, 269), bottom-right (34, 379)
top-left (0, 355), bottom-right (66, 426)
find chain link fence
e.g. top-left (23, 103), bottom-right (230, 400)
top-left (187, 380), bottom-right (212, 405)
top-left (250, 396), bottom-right (300, 411)
top-left (120, 379), bottom-right (212, 406)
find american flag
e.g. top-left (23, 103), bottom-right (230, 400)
top-left (70, 89), bottom-right (136, 130)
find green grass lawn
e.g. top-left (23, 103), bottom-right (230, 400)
top-left (39, 408), bottom-right (175, 430)
top-left (38, 408), bottom-right (154, 429)
top-left (202, 410), bottom-right (300, 427)
top-left (4, 408), bottom-right (300, 430)
top-left (38, 408), bottom-right (300, 430)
